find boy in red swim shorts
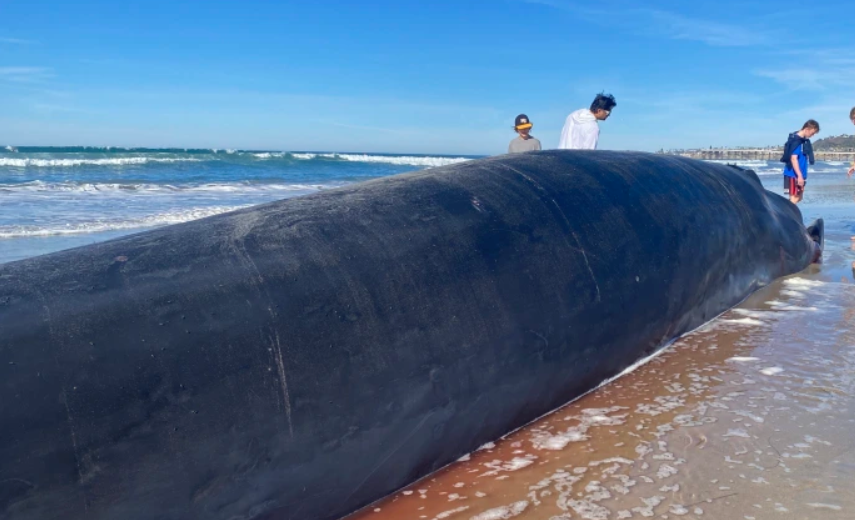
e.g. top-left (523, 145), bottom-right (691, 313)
top-left (781, 120), bottom-right (820, 204)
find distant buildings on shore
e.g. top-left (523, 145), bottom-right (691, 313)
top-left (659, 134), bottom-right (855, 161)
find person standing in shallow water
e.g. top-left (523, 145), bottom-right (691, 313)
top-left (508, 114), bottom-right (542, 154)
top-left (848, 107), bottom-right (855, 248)
top-left (781, 119), bottom-right (820, 205)
top-left (848, 107), bottom-right (855, 178)
top-left (558, 93), bottom-right (616, 150)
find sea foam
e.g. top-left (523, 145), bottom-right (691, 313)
top-left (0, 157), bottom-right (202, 167)
top-left (0, 206), bottom-right (245, 239)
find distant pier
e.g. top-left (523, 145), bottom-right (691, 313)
top-left (662, 149), bottom-right (855, 161)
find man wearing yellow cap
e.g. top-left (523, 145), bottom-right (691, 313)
top-left (508, 114), bottom-right (542, 154)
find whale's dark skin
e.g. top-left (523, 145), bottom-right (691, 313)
top-left (0, 151), bottom-right (821, 520)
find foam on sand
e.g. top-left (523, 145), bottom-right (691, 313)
top-left (719, 318), bottom-right (766, 326)
top-left (783, 278), bottom-right (826, 289)
top-left (469, 501), bottom-right (529, 520)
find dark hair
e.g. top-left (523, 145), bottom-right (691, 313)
top-left (802, 119), bottom-right (820, 131)
top-left (590, 93), bottom-right (617, 113)
top-left (850, 107), bottom-right (855, 119)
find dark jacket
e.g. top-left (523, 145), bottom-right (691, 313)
top-left (780, 132), bottom-right (815, 166)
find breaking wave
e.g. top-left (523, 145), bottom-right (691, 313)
top-left (0, 157), bottom-right (202, 168)
top-left (0, 180), bottom-right (343, 194)
top-left (287, 153), bottom-right (471, 167)
top-left (0, 206), bottom-right (247, 239)
top-left (0, 150), bottom-right (474, 169)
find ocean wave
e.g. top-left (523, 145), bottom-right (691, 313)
top-left (7, 146), bottom-right (246, 154)
top-left (0, 157), bottom-right (203, 168)
top-left (703, 159), bottom-right (852, 176)
top-left (0, 180), bottom-right (343, 194)
top-left (291, 153), bottom-right (317, 160)
top-left (0, 151), bottom-right (472, 169)
top-left (288, 152), bottom-right (471, 167)
top-left (250, 152), bottom-right (287, 159)
top-left (705, 159), bottom-right (773, 168)
top-left (0, 206), bottom-right (246, 239)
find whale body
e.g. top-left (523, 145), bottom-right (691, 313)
top-left (0, 151), bottom-right (821, 520)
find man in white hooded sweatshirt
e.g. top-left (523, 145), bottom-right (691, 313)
top-left (558, 93), bottom-right (616, 150)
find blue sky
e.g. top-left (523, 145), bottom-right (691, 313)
top-left (1, 0), bottom-right (853, 154)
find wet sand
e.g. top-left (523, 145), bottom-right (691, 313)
top-left (348, 227), bottom-right (855, 520)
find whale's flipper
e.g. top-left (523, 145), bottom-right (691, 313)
top-left (806, 218), bottom-right (824, 263)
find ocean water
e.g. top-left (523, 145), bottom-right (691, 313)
top-left (0, 147), bottom-right (475, 264)
top-left (1, 149), bottom-right (851, 266)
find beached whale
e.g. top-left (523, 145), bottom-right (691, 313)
top-left (0, 151), bottom-right (821, 520)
